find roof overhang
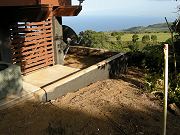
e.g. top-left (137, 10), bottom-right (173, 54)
top-left (0, 0), bottom-right (70, 7)
top-left (53, 6), bottom-right (82, 16)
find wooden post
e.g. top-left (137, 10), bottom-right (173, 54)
top-left (163, 44), bottom-right (168, 135)
top-left (52, 16), bottom-right (65, 65)
top-left (0, 24), bottom-right (12, 63)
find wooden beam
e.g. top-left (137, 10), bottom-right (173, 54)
top-left (53, 6), bottom-right (82, 16)
top-left (0, 0), bottom-right (71, 6)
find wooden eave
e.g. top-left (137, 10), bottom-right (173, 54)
top-left (53, 6), bottom-right (82, 16)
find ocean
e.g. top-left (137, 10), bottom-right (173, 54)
top-left (62, 15), bottom-right (175, 34)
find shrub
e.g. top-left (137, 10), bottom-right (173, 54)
top-left (142, 35), bottom-right (150, 44)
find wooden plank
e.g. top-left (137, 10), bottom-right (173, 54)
top-left (10, 20), bottom-right (52, 28)
top-left (12, 52), bottom-right (53, 60)
top-left (12, 47), bottom-right (53, 57)
top-left (13, 46), bottom-right (52, 55)
top-left (23, 58), bottom-right (53, 68)
top-left (11, 33), bottom-right (52, 43)
top-left (11, 38), bottom-right (52, 46)
top-left (11, 37), bottom-right (52, 45)
top-left (11, 25), bottom-right (52, 33)
top-left (28, 55), bottom-right (53, 64)
top-left (23, 59), bottom-right (52, 69)
top-left (12, 52), bottom-right (53, 62)
top-left (22, 20), bottom-right (51, 27)
top-left (11, 42), bottom-right (52, 53)
top-left (12, 29), bottom-right (52, 38)
top-left (13, 48), bottom-right (53, 57)
top-left (0, 0), bottom-right (39, 6)
top-left (11, 41), bottom-right (52, 49)
top-left (0, 0), bottom-right (72, 7)
top-left (22, 61), bottom-right (53, 75)
top-left (41, 0), bottom-right (61, 6)
top-left (13, 54), bottom-right (53, 65)
top-left (12, 50), bottom-right (53, 60)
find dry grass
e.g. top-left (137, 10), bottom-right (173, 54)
top-left (121, 32), bottom-right (170, 42)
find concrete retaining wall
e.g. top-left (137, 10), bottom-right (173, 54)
top-left (0, 51), bottom-right (125, 109)
top-left (0, 62), bottom-right (22, 99)
top-left (34, 53), bottom-right (124, 101)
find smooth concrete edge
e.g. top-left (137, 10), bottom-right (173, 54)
top-left (35, 53), bottom-right (124, 101)
top-left (42, 65), bottom-right (110, 101)
top-left (69, 46), bottom-right (110, 52)
top-left (23, 82), bottom-right (41, 93)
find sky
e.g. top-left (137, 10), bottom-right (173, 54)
top-left (72, 0), bottom-right (179, 17)
top-left (63, 0), bottom-right (180, 33)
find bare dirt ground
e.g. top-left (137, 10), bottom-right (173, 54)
top-left (0, 67), bottom-right (180, 135)
top-left (64, 54), bottom-right (105, 69)
top-left (0, 53), bottom-right (180, 135)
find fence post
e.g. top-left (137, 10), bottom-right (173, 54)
top-left (163, 44), bottom-right (168, 135)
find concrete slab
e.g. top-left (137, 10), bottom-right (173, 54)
top-left (0, 65), bottom-right (79, 109)
top-left (23, 65), bottom-right (79, 88)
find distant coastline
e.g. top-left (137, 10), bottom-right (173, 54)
top-left (62, 16), bottom-right (174, 34)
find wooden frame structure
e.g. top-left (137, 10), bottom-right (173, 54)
top-left (0, 0), bottom-right (82, 74)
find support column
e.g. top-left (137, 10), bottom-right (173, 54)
top-left (52, 16), bottom-right (67, 65)
top-left (0, 24), bottom-right (12, 63)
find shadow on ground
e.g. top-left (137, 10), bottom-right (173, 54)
top-left (0, 99), bottom-right (179, 135)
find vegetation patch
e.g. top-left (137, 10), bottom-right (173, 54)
top-left (78, 25), bottom-right (180, 107)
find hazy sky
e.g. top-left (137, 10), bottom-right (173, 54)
top-left (72, 0), bottom-right (179, 18)
top-left (63, 0), bottom-right (180, 32)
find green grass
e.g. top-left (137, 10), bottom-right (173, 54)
top-left (121, 32), bottom-right (170, 42)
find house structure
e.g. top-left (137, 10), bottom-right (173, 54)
top-left (0, 0), bottom-right (82, 74)
top-left (0, 0), bottom-right (83, 100)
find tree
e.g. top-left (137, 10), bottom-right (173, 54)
top-left (116, 35), bottom-right (121, 41)
top-left (132, 34), bottom-right (139, 43)
top-left (142, 35), bottom-right (150, 44)
top-left (151, 35), bottom-right (157, 43)
top-left (111, 32), bottom-right (119, 37)
top-left (79, 30), bottom-right (96, 47)
top-left (115, 34), bottom-right (121, 46)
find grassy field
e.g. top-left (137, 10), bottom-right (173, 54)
top-left (121, 32), bottom-right (170, 42)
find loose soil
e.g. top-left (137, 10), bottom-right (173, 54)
top-left (0, 67), bottom-right (180, 134)
top-left (64, 54), bottom-right (105, 69)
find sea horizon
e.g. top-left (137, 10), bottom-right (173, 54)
top-left (62, 15), bottom-right (175, 34)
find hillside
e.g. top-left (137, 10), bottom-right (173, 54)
top-left (123, 23), bottom-right (171, 33)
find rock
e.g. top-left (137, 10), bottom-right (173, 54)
top-left (168, 103), bottom-right (180, 116)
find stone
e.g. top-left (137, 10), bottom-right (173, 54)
top-left (0, 62), bottom-right (22, 99)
